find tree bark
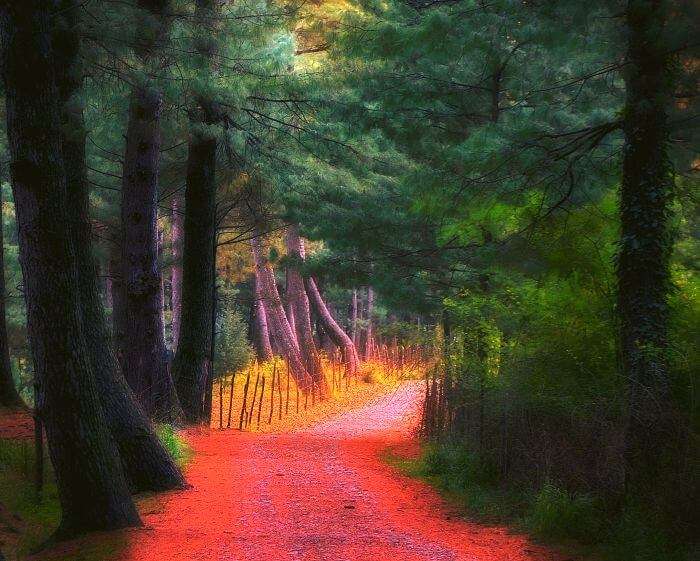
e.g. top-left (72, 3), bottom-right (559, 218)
top-left (253, 275), bottom-right (274, 361)
top-left (0, 187), bottom-right (23, 408)
top-left (121, 85), bottom-right (178, 420)
top-left (120, 0), bottom-right (178, 420)
top-left (172, 136), bottom-right (216, 423)
top-left (54, 0), bottom-right (184, 492)
top-left (171, 0), bottom-right (219, 424)
top-left (306, 277), bottom-right (359, 375)
top-left (284, 226), bottom-right (323, 387)
top-left (251, 232), bottom-right (311, 388)
top-left (364, 286), bottom-right (374, 361)
top-left (619, 0), bottom-right (675, 484)
top-left (350, 288), bottom-right (358, 346)
top-left (109, 239), bottom-right (127, 360)
top-left (0, 0), bottom-right (140, 537)
top-left (171, 196), bottom-right (184, 350)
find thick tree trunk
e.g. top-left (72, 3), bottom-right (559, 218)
top-left (172, 0), bottom-right (219, 424)
top-left (306, 277), bottom-right (359, 375)
top-left (121, 85), bottom-right (178, 421)
top-left (0, 188), bottom-right (23, 408)
top-left (251, 233), bottom-right (311, 388)
top-left (253, 275), bottom-right (274, 361)
top-left (364, 286), bottom-right (374, 361)
top-left (0, 0), bottom-right (140, 537)
top-left (619, 0), bottom-right (675, 484)
top-left (172, 136), bottom-right (216, 423)
top-left (54, 0), bottom-right (184, 493)
top-left (109, 239), bottom-right (127, 359)
top-left (171, 196), bottom-right (184, 350)
top-left (284, 226), bottom-right (323, 387)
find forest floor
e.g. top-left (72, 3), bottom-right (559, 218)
top-left (9, 382), bottom-right (569, 561)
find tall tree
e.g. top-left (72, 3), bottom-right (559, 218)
top-left (120, 0), bottom-right (179, 420)
top-left (253, 275), bottom-right (274, 361)
top-left (306, 277), bottom-right (359, 375)
top-left (364, 286), bottom-right (374, 360)
top-left (0, 0), bottom-right (140, 537)
top-left (54, 0), bottom-right (184, 492)
top-left (618, 0), bottom-right (676, 483)
top-left (284, 225), bottom-right (323, 385)
top-left (173, 0), bottom-right (220, 422)
top-left (0, 187), bottom-right (23, 408)
top-left (171, 196), bottom-right (184, 350)
top-left (251, 231), bottom-right (312, 388)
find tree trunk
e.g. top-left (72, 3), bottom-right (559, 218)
top-left (253, 275), bottom-right (273, 361)
top-left (250, 233), bottom-right (311, 388)
top-left (109, 239), bottom-right (127, 360)
top-left (172, 136), bottom-right (216, 423)
top-left (306, 277), bottom-right (359, 375)
top-left (0, 0), bottom-right (140, 537)
top-left (171, 0), bottom-right (220, 424)
top-left (619, 0), bottom-right (675, 484)
top-left (54, 0), bottom-right (184, 493)
top-left (284, 226), bottom-right (323, 387)
top-left (350, 288), bottom-right (358, 345)
top-left (171, 196), bottom-right (183, 350)
top-left (364, 286), bottom-right (374, 361)
top-left (121, 85), bottom-right (178, 421)
top-left (0, 187), bottom-right (23, 408)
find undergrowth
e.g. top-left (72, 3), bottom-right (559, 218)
top-left (156, 423), bottom-right (192, 468)
top-left (388, 442), bottom-right (696, 561)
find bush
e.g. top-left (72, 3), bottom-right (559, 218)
top-left (525, 483), bottom-right (603, 543)
top-left (156, 424), bottom-right (191, 467)
top-left (215, 308), bottom-right (252, 378)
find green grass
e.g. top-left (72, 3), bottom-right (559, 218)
top-left (0, 425), bottom-right (192, 559)
top-left (0, 438), bottom-right (61, 556)
top-left (155, 424), bottom-right (193, 468)
top-left (386, 442), bottom-right (696, 561)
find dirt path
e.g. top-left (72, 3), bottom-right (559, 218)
top-left (42, 382), bottom-right (564, 561)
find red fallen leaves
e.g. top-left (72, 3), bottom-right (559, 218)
top-left (37, 383), bottom-right (567, 561)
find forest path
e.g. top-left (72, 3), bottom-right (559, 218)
top-left (44, 381), bottom-right (564, 561)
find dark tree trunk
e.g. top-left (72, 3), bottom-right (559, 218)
top-left (350, 288), bottom-right (358, 345)
top-left (172, 136), bottom-right (217, 423)
top-left (306, 277), bottom-right (359, 374)
top-left (364, 286), bottom-right (374, 361)
top-left (0, 0), bottom-right (140, 537)
top-left (171, 196), bottom-right (184, 350)
top-left (171, 0), bottom-right (220, 424)
top-left (284, 226), bottom-right (323, 387)
top-left (54, 0), bottom-right (184, 493)
top-left (251, 233), bottom-right (311, 388)
top-left (0, 188), bottom-right (23, 408)
top-left (121, 85), bottom-right (178, 421)
top-left (109, 239), bottom-right (127, 359)
top-left (253, 275), bottom-right (274, 361)
top-left (619, 0), bottom-right (675, 484)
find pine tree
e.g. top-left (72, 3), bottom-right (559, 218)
top-left (0, 0), bottom-right (140, 538)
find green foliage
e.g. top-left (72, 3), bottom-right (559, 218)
top-left (396, 442), bottom-right (696, 561)
top-left (525, 483), bottom-right (603, 543)
top-left (215, 308), bottom-right (252, 378)
top-left (155, 424), bottom-right (192, 468)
